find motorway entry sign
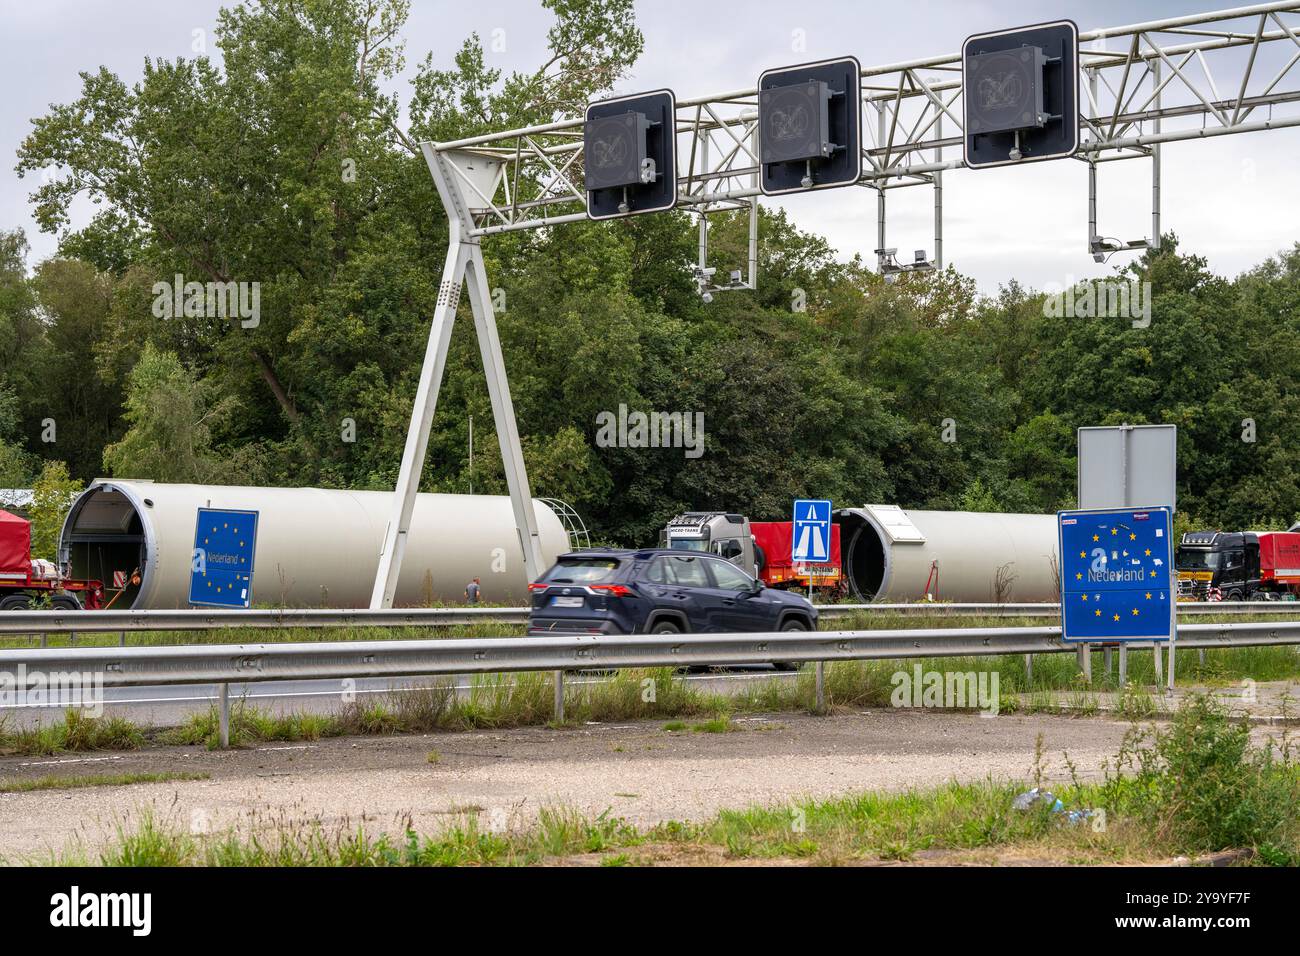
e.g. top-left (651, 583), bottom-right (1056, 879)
top-left (792, 499), bottom-right (832, 563)
top-left (189, 508), bottom-right (259, 608)
top-left (1058, 506), bottom-right (1174, 643)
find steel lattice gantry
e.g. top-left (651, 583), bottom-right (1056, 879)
top-left (369, 2), bottom-right (1300, 608)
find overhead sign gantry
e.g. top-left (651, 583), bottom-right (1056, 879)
top-left (370, 3), bottom-right (1300, 608)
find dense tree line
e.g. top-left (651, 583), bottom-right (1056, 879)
top-left (1, 0), bottom-right (1298, 554)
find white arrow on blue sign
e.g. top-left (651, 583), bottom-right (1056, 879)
top-left (792, 499), bottom-right (832, 563)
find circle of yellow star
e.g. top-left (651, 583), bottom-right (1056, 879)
top-left (1129, 532), bottom-right (1137, 540)
top-left (1113, 613), bottom-right (1121, 622)
top-left (1131, 608), bottom-right (1139, 616)
top-left (1076, 572), bottom-right (1083, 580)
top-left (1094, 609), bottom-right (1102, 617)
top-left (1092, 534), bottom-right (1100, 542)
top-left (1110, 528), bottom-right (1118, 536)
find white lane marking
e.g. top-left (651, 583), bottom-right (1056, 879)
top-left (18, 755), bottom-right (124, 768)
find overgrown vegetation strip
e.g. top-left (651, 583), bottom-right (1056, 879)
top-left (43, 697), bottom-right (1298, 867)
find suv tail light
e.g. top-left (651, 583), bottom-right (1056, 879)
top-left (527, 583), bottom-right (549, 592)
top-left (590, 584), bottom-right (634, 598)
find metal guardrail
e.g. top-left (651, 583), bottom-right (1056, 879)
top-left (2, 620), bottom-right (1297, 745)
top-left (0, 606), bottom-right (529, 635)
top-left (0, 601), bottom-right (1291, 635)
top-left (5, 621), bottom-right (1297, 685)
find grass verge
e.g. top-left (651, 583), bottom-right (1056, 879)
top-left (0, 708), bottom-right (144, 757)
top-left (0, 771), bottom-right (208, 794)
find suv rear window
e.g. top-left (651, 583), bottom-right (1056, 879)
top-left (542, 557), bottom-right (621, 585)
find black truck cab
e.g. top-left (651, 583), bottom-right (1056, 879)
top-left (1175, 530), bottom-right (1260, 600)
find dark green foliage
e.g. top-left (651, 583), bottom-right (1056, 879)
top-left (2, 0), bottom-right (1298, 545)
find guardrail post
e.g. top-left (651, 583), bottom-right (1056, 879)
top-left (1103, 646), bottom-right (1113, 683)
top-left (1118, 644), bottom-right (1128, 687)
top-left (1024, 654), bottom-right (1033, 686)
top-left (1166, 640), bottom-right (1175, 695)
top-left (1077, 643), bottom-right (1092, 683)
top-left (815, 661), bottom-right (826, 713)
top-left (218, 682), bottom-right (230, 748)
top-left (119, 631), bottom-right (126, 647)
top-left (552, 669), bottom-right (564, 723)
top-left (1153, 640), bottom-right (1163, 688)
top-left (40, 633), bottom-right (47, 648)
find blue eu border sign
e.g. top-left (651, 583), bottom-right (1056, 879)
top-left (1058, 506), bottom-right (1174, 643)
top-left (189, 508), bottom-right (258, 608)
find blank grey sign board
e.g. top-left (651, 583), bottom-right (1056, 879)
top-left (1077, 425), bottom-right (1176, 511)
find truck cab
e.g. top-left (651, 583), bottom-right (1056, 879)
top-left (659, 512), bottom-right (758, 578)
top-left (1175, 530), bottom-right (1260, 600)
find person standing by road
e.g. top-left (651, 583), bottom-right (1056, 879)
top-left (465, 577), bottom-right (481, 604)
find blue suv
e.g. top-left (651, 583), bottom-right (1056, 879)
top-left (527, 549), bottom-right (817, 668)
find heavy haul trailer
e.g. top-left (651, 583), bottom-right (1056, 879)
top-left (660, 512), bottom-right (843, 593)
top-left (0, 508), bottom-right (104, 610)
top-left (660, 506), bottom-right (1063, 602)
top-left (1175, 529), bottom-right (1300, 600)
top-left (751, 521), bottom-right (843, 593)
top-left (1259, 532), bottom-right (1300, 593)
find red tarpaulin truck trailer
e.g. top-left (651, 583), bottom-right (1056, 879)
top-left (0, 508), bottom-right (104, 610)
top-left (752, 521), bottom-right (843, 593)
top-left (1258, 531), bottom-right (1300, 594)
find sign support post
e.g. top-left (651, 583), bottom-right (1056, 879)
top-left (369, 147), bottom-right (545, 609)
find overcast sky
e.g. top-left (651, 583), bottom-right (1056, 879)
top-left (2, 0), bottom-right (1297, 294)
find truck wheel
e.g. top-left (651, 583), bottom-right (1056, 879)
top-left (1226, 589), bottom-right (1243, 602)
top-left (774, 619), bottom-right (807, 671)
top-left (51, 595), bottom-right (82, 611)
top-left (0, 595), bottom-right (31, 611)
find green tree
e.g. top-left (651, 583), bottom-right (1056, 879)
top-left (29, 461), bottom-right (82, 560)
top-left (30, 258), bottom-right (123, 480)
top-left (102, 344), bottom-right (264, 484)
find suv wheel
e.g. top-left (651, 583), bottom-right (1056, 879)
top-left (650, 620), bottom-right (681, 635)
top-left (774, 618), bottom-right (807, 671)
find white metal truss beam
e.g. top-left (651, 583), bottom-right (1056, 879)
top-left (424, 2), bottom-right (1300, 249)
